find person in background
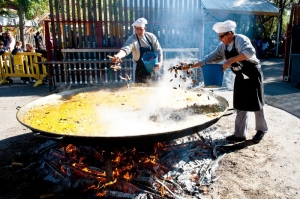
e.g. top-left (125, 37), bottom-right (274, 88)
top-left (34, 31), bottom-right (43, 48)
top-left (261, 38), bottom-right (270, 58)
top-left (0, 41), bottom-right (6, 55)
top-left (0, 41), bottom-right (14, 83)
top-left (255, 36), bottom-right (263, 59)
top-left (111, 17), bottom-right (163, 83)
top-left (188, 20), bottom-right (268, 143)
top-left (35, 42), bottom-right (48, 83)
top-left (35, 42), bottom-right (47, 58)
top-left (0, 33), bottom-right (4, 43)
top-left (11, 41), bottom-right (28, 84)
top-left (11, 40), bottom-right (24, 55)
top-left (24, 43), bottom-right (37, 83)
top-left (1, 32), bottom-right (8, 47)
top-left (5, 31), bottom-right (16, 52)
top-left (0, 41), bottom-right (13, 83)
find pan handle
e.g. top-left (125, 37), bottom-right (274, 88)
top-left (33, 132), bottom-right (64, 140)
top-left (220, 108), bottom-right (236, 117)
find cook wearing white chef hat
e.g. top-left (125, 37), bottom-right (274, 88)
top-left (210, 20), bottom-right (237, 45)
top-left (132, 17), bottom-right (148, 28)
top-left (212, 20), bottom-right (236, 33)
top-left (111, 17), bottom-right (163, 83)
top-left (184, 19), bottom-right (268, 143)
top-left (131, 18), bottom-right (148, 37)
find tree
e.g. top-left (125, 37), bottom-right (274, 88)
top-left (1, 0), bottom-right (49, 47)
top-left (258, 0), bottom-right (297, 39)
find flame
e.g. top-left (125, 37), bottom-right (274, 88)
top-left (50, 140), bottom-right (197, 197)
top-left (79, 157), bottom-right (84, 164)
top-left (86, 184), bottom-right (97, 190)
top-left (144, 155), bottom-right (157, 164)
top-left (82, 167), bottom-right (90, 173)
top-left (60, 165), bottom-right (67, 174)
top-left (113, 168), bottom-right (120, 178)
top-left (160, 179), bottom-right (166, 198)
top-left (112, 152), bottom-right (121, 164)
top-left (96, 190), bottom-right (106, 197)
top-left (66, 144), bottom-right (76, 153)
top-left (123, 171), bottom-right (132, 181)
top-left (104, 178), bottom-right (117, 187)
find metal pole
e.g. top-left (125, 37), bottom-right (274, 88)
top-left (18, 6), bottom-right (25, 48)
top-left (276, 0), bottom-right (283, 57)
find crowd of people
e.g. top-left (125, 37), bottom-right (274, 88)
top-left (0, 31), bottom-right (16, 52)
top-left (0, 31), bottom-right (47, 84)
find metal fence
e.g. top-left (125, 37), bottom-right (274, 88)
top-left (48, 0), bottom-right (202, 52)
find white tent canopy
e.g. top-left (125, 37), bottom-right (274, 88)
top-left (201, 0), bottom-right (280, 16)
top-left (0, 14), bottom-right (38, 27)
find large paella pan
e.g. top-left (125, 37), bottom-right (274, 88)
top-left (16, 84), bottom-right (231, 143)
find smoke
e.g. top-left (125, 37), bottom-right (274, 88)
top-left (92, 61), bottom-right (227, 137)
top-left (54, 83), bottom-right (72, 93)
top-left (157, 54), bottom-right (235, 91)
top-left (222, 68), bottom-right (235, 90)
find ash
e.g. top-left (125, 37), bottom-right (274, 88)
top-left (35, 127), bottom-right (228, 198)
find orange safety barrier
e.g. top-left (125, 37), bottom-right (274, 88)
top-left (0, 52), bottom-right (47, 87)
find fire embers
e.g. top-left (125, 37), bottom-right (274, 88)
top-left (38, 132), bottom-right (221, 198)
top-left (168, 62), bottom-right (198, 88)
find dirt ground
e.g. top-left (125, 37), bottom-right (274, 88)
top-left (205, 102), bottom-right (300, 199)
top-left (1, 58), bottom-right (300, 198)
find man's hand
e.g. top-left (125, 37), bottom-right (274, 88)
top-left (153, 62), bottom-right (162, 71)
top-left (107, 55), bottom-right (122, 63)
top-left (222, 59), bottom-right (232, 72)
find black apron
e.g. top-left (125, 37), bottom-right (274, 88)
top-left (225, 38), bottom-right (264, 111)
top-left (135, 34), bottom-right (154, 83)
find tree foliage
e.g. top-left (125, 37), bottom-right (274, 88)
top-left (1, 0), bottom-right (297, 41)
top-left (258, 0), bottom-right (297, 39)
top-left (0, 0), bottom-right (49, 19)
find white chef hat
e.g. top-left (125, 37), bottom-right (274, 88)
top-left (132, 18), bottom-right (148, 28)
top-left (212, 20), bottom-right (236, 33)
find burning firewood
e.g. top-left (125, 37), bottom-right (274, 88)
top-left (36, 125), bottom-right (225, 198)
